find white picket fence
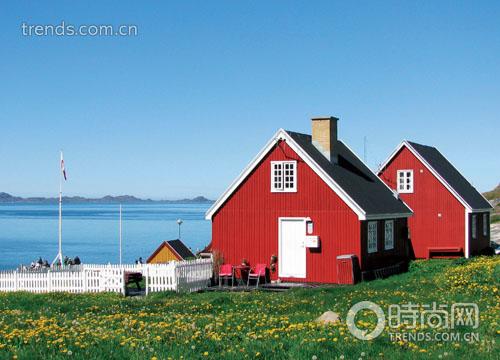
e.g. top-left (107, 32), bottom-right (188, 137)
top-left (0, 258), bottom-right (213, 295)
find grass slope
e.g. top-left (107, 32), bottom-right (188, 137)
top-left (0, 257), bottom-right (499, 359)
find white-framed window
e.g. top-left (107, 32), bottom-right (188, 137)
top-left (270, 161), bottom-right (297, 192)
top-left (385, 220), bottom-right (394, 250)
top-left (483, 213), bottom-right (488, 236)
top-left (368, 221), bottom-right (378, 253)
top-left (397, 169), bottom-right (414, 193)
top-left (471, 215), bottom-right (477, 239)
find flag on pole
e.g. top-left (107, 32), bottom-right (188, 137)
top-left (60, 152), bottom-right (67, 181)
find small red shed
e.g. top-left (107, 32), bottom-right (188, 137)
top-left (378, 141), bottom-right (493, 259)
top-left (205, 117), bottom-right (413, 284)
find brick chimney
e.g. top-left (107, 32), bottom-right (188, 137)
top-left (311, 116), bottom-right (339, 163)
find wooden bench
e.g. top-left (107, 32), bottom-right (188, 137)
top-left (428, 247), bottom-right (463, 259)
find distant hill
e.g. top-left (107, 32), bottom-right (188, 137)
top-left (483, 184), bottom-right (499, 223)
top-left (0, 192), bottom-right (213, 204)
top-left (483, 184), bottom-right (500, 202)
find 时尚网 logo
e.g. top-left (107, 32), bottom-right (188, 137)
top-left (346, 301), bottom-right (479, 341)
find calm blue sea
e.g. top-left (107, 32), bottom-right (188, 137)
top-left (0, 203), bottom-right (212, 270)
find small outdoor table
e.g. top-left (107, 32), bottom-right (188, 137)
top-left (233, 265), bottom-right (250, 287)
top-left (125, 271), bottom-right (143, 290)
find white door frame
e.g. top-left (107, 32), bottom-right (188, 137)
top-left (278, 217), bottom-right (307, 278)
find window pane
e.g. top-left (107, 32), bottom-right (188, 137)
top-left (368, 222), bottom-right (377, 253)
top-left (472, 215), bottom-right (477, 239)
top-left (385, 221), bottom-right (394, 250)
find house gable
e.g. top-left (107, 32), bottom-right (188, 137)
top-left (205, 129), bottom-right (366, 220)
top-left (378, 141), bottom-right (492, 212)
top-left (147, 241), bottom-right (182, 263)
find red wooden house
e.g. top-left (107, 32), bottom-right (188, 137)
top-left (378, 141), bottom-right (493, 259)
top-left (205, 117), bottom-right (412, 284)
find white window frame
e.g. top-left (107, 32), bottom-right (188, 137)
top-left (483, 213), bottom-right (488, 236)
top-left (367, 221), bottom-right (378, 253)
top-left (270, 161), bottom-right (297, 192)
top-left (384, 220), bottom-right (394, 250)
top-left (471, 215), bottom-right (477, 239)
top-left (397, 169), bottom-right (414, 193)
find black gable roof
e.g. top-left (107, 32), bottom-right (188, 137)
top-left (286, 131), bottom-right (412, 216)
top-left (167, 239), bottom-right (195, 259)
top-left (407, 141), bottom-right (492, 210)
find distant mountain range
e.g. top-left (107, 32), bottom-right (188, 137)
top-left (0, 192), bottom-right (213, 204)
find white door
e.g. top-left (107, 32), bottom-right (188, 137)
top-left (279, 218), bottom-right (306, 278)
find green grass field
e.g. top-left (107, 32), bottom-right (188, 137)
top-left (0, 257), bottom-right (498, 359)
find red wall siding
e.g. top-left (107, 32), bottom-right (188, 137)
top-left (379, 147), bottom-right (465, 258)
top-left (211, 141), bottom-right (361, 283)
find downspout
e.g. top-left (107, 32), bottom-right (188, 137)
top-left (464, 209), bottom-right (470, 258)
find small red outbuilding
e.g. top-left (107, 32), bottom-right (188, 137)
top-left (205, 117), bottom-right (413, 284)
top-left (378, 141), bottom-right (493, 259)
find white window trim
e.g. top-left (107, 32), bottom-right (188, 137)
top-left (397, 169), bottom-right (414, 194)
top-left (483, 213), bottom-right (488, 236)
top-left (385, 220), bottom-right (394, 250)
top-left (368, 221), bottom-right (378, 253)
top-left (471, 215), bottom-right (477, 239)
top-left (270, 160), bottom-right (297, 193)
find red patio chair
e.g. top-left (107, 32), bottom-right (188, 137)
top-left (219, 264), bottom-right (234, 287)
top-left (247, 263), bottom-right (267, 288)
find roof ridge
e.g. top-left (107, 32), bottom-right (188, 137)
top-left (406, 140), bottom-right (438, 150)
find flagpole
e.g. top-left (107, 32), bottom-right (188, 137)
top-left (119, 204), bottom-right (122, 265)
top-left (58, 158), bottom-right (62, 262)
top-left (52, 151), bottom-right (64, 266)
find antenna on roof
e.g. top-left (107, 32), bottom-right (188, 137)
top-left (363, 136), bottom-right (367, 164)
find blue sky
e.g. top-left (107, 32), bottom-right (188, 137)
top-left (1, 1), bottom-right (499, 199)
